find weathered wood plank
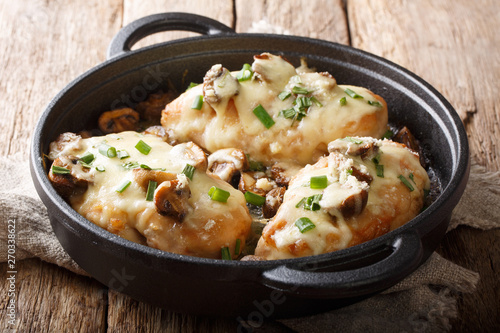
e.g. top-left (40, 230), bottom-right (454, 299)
top-left (235, 0), bottom-right (349, 43)
top-left (348, 0), bottom-right (500, 171)
top-left (348, 0), bottom-right (500, 331)
top-left (122, 0), bottom-right (234, 51)
top-left (0, 259), bottom-right (107, 332)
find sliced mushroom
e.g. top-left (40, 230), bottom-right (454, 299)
top-left (394, 126), bottom-right (427, 168)
top-left (252, 53), bottom-right (296, 86)
top-left (98, 108), bottom-right (140, 134)
top-left (48, 156), bottom-right (92, 199)
top-left (351, 166), bottom-right (373, 185)
top-left (143, 125), bottom-right (170, 142)
top-left (135, 91), bottom-right (177, 121)
top-left (320, 182), bottom-right (369, 219)
top-left (207, 148), bottom-right (249, 185)
top-left (203, 64), bottom-right (239, 105)
top-left (270, 162), bottom-right (302, 187)
top-left (154, 178), bottom-right (192, 221)
top-left (132, 169), bottom-right (177, 191)
top-left (238, 172), bottom-right (274, 197)
top-left (169, 142), bottom-right (208, 171)
top-left (328, 137), bottom-right (379, 160)
top-left (263, 186), bottom-right (286, 218)
top-left (48, 132), bottom-right (83, 160)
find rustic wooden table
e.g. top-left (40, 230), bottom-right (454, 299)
top-left (1, 0), bottom-right (498, 331)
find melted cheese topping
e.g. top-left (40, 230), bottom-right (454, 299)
top-left (162, 53), bottom-right (388, 166)
top-left (51, 131), bottom-right (252, 259)
top-left (255, 137), bottom-right (430, 260)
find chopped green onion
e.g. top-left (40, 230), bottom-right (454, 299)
top-left (191, 95), bottom-right (204, 110)
top-left (346, 168), bottom-right (353, 175)
top-left (310, 96), bottom-right (323, 107)
top-left (96, 166), bottom-right (106, 172)
top-left (135, 140), bottom-right (151, 155)
top-left (116, 180), bottom-right (131, 193)
top-left (186, 82), bottom-right (199, 90)
top-left (99, 143), bottom-right (117, 158)
top-left (117, 149), bottom-right (130, 159)
top-left (382, 129), bottom-right (394, 139)
top-left (122, 161), bottom-right (139, 170)
top-left (182, 163), bottom-right (196, 180)
top-left (278, 91), bottom-right (291, 100)
top-left (79, 152), bottom-right (95, 164)
top-left (51, 165), bottom-right (71, 175)
top-left (409, 173), bottom-right (416, 184)
top-left (146, 180), bottom-right (157, 201)
top-left (372, 152), bottom-right (382, 165)
top-left (234, 239), bottom-right (241, 255)
top-left (295, 96), bottom-right (312, 109)
top-left (221, 246), bottom-right (232, 260)
top-left (310, 175), bottom-right (328, 189)
top-left (398, 175), bottom-right (414, 191)
top-left (236, 63), bottom-right (253, 82)
top-left (246, 155), bottom-right (266, 172)
top-left (208, 186), bottom-right (230, 203)
top-left (295, 217), bottom-right (316, 233)
top-left (296, 194), bottom-right (322, 211)
top-left (279, 108), bottom-right (296, 119)
top-left (295, 197), bottom-right (306, 208)
top-left (375, 164), bottom-right (384, 178)
top-left (368, 100), bottom-right (383, 107)
top-left (244, 191), bottom-right (266, 206)
top-left (342, 137), bottom-right (364, 144)
top-left (253, 104), bottom-right (275, 129)
top-left (339, 96), bottom-right (347, 106)
top-left (292, 86), bottom-right (311, 95)
top-left (345, 88), bottom-right (363, 99)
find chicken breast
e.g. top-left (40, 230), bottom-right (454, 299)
top-left (48, 131), bottom-right (252, 259)
top-left (254, 137), bottom-right (430, 260)
top-left (161, 53), bottom-right (388, 166)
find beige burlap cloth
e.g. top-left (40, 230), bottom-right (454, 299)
top-left (1, 153), bottom-right (499, 332)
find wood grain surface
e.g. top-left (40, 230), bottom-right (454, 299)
top-left (0, 0), bottom-right (498, 332)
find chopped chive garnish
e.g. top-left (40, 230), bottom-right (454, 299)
top-left (236, 63), bottom-right (253, 82)
top-left (342, 137), bottom-right (364, 144)
top-left (140, 164), bottom-right (166, 171)
top-left (253, 104), bottom-right (275, 129)
top-left (368, 100), bottom-right (383, 107)
top-left (135, 140), bottom-right (151, 155)
top-left (310, 96), bottom-right (323, 107)
top-left (191, 95), bottom-right (204, 110)
top-left (409, 173), bottom-right (416, 184)
top-left (221, 246), bottom-right (232, 260)
top-left (345, 88), bottom-right (363, 99)
top-left (280, 108), bottom-right (296, 119)
top-left (347, 168), bottom-right (353, 175)
top-left (80, 152), bottom-right (95, 164)
top-left (96, 166), bottom-right (106, 172)
top-left (122, 161), bottom-right (139, 170)
top-left (246, 155), bottom-right (266, 172)
top-left (339, 96), bottom-right (347, 106)
top-left (382, 129), bottom-right (394, 139)
top-left (116, 180), bottom-right (131, 193)
top-left (234, 239), bottom-right (241, 255)
top-left (278, 91), bottom-right (291, 100)
top-left (244, 191), bottom-right (266, 206)
top-left (295, 217), bottom-right (316, 233)
top-left (52, 165), bottom-right (71, 175)
top-left (398, 175), bottom-right (414, 191)
top-left (117, 149), bottom-right (130, 159)
top-left (296, 194), bottom-right (322, 211)
top-left (146, 180), bottom-right (157, 201)
top-left (292, 86), bottom-right (311, 95)
top-left (99, 143), bottom-right (117, 158)
top-left (186, 82), bottom-right (199, 90)
top-left (182, 163), bottom-right (196, 180)
top-left (375, 164), bottom-right (384, 178)
top-left (295, 96), bottom-right (312, 109)
top-left (372, 152), bottom-right (382, 165)
top-left (295, 197), bottom-right (306, 208)
top-left (208, 186), bottom-right (230, 203)
top-left (310, 175), bottom-right (328, 189)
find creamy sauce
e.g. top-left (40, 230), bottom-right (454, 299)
top-left (162, 53), bottom-right (388, 166)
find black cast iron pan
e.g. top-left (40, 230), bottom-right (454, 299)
top-left (30, 13), bottom-right (469, 319)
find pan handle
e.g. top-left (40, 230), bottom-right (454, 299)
top-left (261, 232), bottom-right (424, 298)
top-left (107, 12), bottom-right (234, 59)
